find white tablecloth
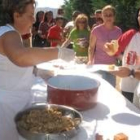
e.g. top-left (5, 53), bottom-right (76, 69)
top-left (31, 70), bottom-right (140, 140)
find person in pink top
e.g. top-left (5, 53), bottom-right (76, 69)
top-left (88, 5), bottom-right (122, 87)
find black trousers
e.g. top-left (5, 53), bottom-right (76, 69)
top-left (122, 91), bottom-right (134, 102)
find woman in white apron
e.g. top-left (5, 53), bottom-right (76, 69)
top-left (0, 0), bottom-right (75, 140)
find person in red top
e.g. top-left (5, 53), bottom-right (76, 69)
top-left (47, 16), bottom-right (65, 47)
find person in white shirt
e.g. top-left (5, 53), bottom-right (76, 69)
top-left (0, 0), bottom-right (75, 140)
top-left (109, 66), bottom-right (140, 109)
top-left (104, 8), bottom-right (140, 102)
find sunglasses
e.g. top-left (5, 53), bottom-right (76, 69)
top-left (104, 14), bottom-right (114, 17)
top-left (78, 21), bottom-right (86, 24)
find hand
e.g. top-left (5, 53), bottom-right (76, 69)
top-left (58, 48), bottom-right (75, 62)
top-left (104, 42), bottom-right (113, 54)
top-left (87, 60), bottom-right (93, 65)
top-left (109, 66), bottom-right (131, 78)
top-left (104, 40), bottom-right (118, 56)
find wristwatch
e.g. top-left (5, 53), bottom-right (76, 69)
top-left (129, 69), bottom-right (135, 78)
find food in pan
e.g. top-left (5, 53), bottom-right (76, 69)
top-left (17, 108), bottom-right (80, 134)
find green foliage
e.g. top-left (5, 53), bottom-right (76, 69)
top-left (72, 0), bottom-right (93, 16)
top-left (63, 0), bottom-right (74, 20)
top-left (0, 0), bottom-right (2, 25)
top-left (115, 3), bottom-right (137, 31)
top-left (92, 0), bottom-right (138, 32)
top-left (63, 0), bottom-right (140, 31)
top-left (63, 0), bottom-right (93, 21)
top-left (0, 0), bottom-right (140, 31)
top-left (92, 0), bottom-right (108, 11)
top-left (136, 0), bottom-right (140, 8)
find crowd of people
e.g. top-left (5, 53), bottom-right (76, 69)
top-left (1, 0), bottom-right (140, 139)
top-left (29, 2), bottom-right (140, 110)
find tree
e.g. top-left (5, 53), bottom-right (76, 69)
top-left (64, 0), bottom-right (139, 31)
top-left (72, 0), bottom-right (93, 17)
top-left (115, 0), bottom-right (137, 31)
top-left (92, 0), bottom-right (138, 31)
top-left (92, 0), bottom-right (108, 11)
top-left (63, 0), bottom-right (93, 21)
top-left (63, 0), bottom-right (74, 20)
top-left (0, 0), bottom-right (2, 25)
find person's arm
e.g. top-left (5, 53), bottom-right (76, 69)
top-left (61, 37), bottom-right (71, 48)
top-left (104, 29), bottom-right (136, 56)
top-left (87, 32), bottom-right (97, 65)
top-left (2, 31), bottom-right (58, 67)
top-left (23, 37), bottom-right (32, 48)
top-left (109, 66), bottom-right (140, 80)
top-left (109, 67), bottom-right (131, 78)
top-left (38, 22), bottom-right (47, 39)
top-left (133, 70), bottom-right (140, 80)
top-left (115, 29), bottom-right (136, 56)
top-left (47, 37), bottom-right (61, 44)
top-left (31, 26), bottom-right (37, 37)
top-left (22, 33), bottom-right (32, 48)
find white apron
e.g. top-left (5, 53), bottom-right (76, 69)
top-left (0, 24), bottom-right (35, 140)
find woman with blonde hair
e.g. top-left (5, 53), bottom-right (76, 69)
top-left (87, 5), bottom-right (122, 87)
top-left (62, 14), bottom-right (90, 57)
